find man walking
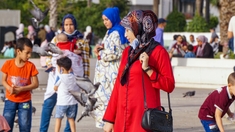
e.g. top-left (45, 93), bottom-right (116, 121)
top-left (153, 18), bottom-right (167, 47)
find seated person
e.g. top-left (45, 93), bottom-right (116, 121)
top-left (169, 35), bottom-right (187, 58)
top-left (184, 44), bottom-right (196, 58)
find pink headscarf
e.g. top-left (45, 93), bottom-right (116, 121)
top-left (197, 35), bottom-right (208, 44)
top-left (27, 25), bottom-right (36, 39)
top-left (196, 35), bottom-right (208, 57)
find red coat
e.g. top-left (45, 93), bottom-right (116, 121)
top-left (103, 46), bottom-right (175, 132)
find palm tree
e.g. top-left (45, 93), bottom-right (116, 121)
top-left (153, 0), bottom-right (159, 16)
top-left (211, 0), bottom-right (235, 43)
top-left (205, 0), bottom-right (210, 23)
top-left (172, 0), bottom-right (179, 10)
top-left (87, 0), bottom-right (92, 7)
top-left (196, 0), bottom-right (203, 16)
top-left (49, 0), bottom-right (57, 30)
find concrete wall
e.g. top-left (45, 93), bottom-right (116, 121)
top-left (172, 58), bottom-right (235, 89)
top-left (0, 10), bottom-right (20, 27)
top-left (0, 58), bottom-right (233, 89)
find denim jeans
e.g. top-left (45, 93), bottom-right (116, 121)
top-left (39, 93), bottom-right (78, 132)
top-left (3, 100), bottom-right (32, 132)
top-left (200, 120), bottom-right (220, 132)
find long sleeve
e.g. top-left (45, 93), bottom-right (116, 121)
top-left (99, 31), bottom-right (126, 62)
top-left (149, 46), bottom-right (175, 93)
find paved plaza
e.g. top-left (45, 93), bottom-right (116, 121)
top-left (1, 87), bottom-right (235, 132)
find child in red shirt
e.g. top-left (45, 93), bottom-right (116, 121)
top-left (56, 33), bottom-right (77, 52)
top-left (198, 72), bottom-right (235, 132)
top-left (1, 38), bottom-right (39, 132)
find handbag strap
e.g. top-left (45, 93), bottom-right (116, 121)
top-left (142, 71), bottom-right (172, 113)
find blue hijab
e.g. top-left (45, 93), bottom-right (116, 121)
top-left (62, 14), bottom-right (83, 41)
top-left (102, 7), bottom-right (128, 44)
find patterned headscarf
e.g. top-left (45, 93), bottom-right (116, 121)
top-left (120, 10), bottom-right (158, 44)
top-left (120, 10), bottom-right (159, 86)
top-left (102, 7), bottom-right (128, 44)
top-left (62, 14), bottom-right (83, 41)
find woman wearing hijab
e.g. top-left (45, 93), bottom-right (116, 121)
top-left (196, 35), bottom-right (214, 58)
top-left (93, 7), bottom-right (128, 128)
top-left (39, 14), bottom-right (89, 132)
top-left (16, 23), bottom-right (24, 40)
top-left (102, 10), bottom-right (175, 132)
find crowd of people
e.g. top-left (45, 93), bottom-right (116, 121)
top-left (167, 29), bottom-right (222, 59)
top-left (1, 6), bottom-right (235, 132)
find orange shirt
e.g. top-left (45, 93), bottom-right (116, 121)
top-left (1, 59), bottom-right (38, 103)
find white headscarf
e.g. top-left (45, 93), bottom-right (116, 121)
top-left (44, 25), bottom-right (51, 33)
top-left (83, 26), bottom-right (92, 39)
top-left (16, 23), bottom-right (24, 39)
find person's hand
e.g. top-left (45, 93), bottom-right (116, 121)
top-left (7, 86), bottom-right (14, 95)
top-left (169, 52), bottom-right (173, 58)
top-left (103, 122), bottom-right (114, 132)
top-left (93, 44), bottom-right (104, 57)
top-left (74, 49), bottom-right (82, 55)
top-left (139, 52), bottom-right (149, 70)
top-left (228, 112), bottom-right (234, 119)
top-left (11, 85), bottom-right (22, 95)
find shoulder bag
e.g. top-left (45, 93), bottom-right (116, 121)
top-left (141, 71), bottom-right (173, 132)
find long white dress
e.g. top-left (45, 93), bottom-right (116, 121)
top-left (93, 31), bottom-right (127, 128)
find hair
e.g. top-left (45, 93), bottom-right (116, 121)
top-left (190, 34), bottom-right (194, 38)
top-left (57, 56), bottom-right (72, 71)
top-left (210, 28), bottom-right (215, 31)
top-left (15, 38), bottom-right (33, 51)
top-left (187, 44), bottom-right (193, 51)
top-left (56, 33), bottom-right (68, 42)
top-left (228, 72), bottom-right (235, 85)
top-left (173, 34), bottom-right (179, 40)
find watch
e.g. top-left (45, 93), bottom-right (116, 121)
top-left (143, 66), bottom-right (151, 72)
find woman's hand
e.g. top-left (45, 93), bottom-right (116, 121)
top-left (93, 44), bottom-right (104, 57)
top-left (103, 122), bottom-right (114, 132)
top-left (139, 52), bottom-right (149, 70)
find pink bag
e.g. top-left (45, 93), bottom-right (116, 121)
top-left (0, 115), bottom-right (10, 132)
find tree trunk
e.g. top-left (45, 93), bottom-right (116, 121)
top-left (87, 0), bottom-right (92, 8)
top-left (219, 0), bottom-right (235, 44)
top-left (49, 0), bottom-right (57, 30)
top-left (205, 0), bottom-right (210, 23)
top-left (153, 0), bottom-right (159, 16)
top-left (196, 0), bottom-right (202, 15)
top-left (172, 0), bottom-right (179, 10)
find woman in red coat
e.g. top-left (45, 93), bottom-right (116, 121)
top-left (103, 10), bottom-right (175, 132)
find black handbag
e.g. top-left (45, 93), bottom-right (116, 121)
top-left (141, 71), bottom-right (173, 132)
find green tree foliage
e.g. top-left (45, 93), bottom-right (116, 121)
top-left (209, 15), bottom-right (219, 29)
top-left (0, 0), bottom-right (129, 39)
top-left (164, 9), bottom-right (186, 32)
top-left (186, 14), bottom-right (208, 32)
top-left (74, 0), bottom-right (129, 38)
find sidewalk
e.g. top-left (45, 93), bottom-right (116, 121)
top-left (1, 87), bottom-right (235, 132)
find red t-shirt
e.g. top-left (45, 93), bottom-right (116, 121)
top-left (1, 59), bottom-right (38, 103)
top-left (198, 86), bottom-right (235, 120)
